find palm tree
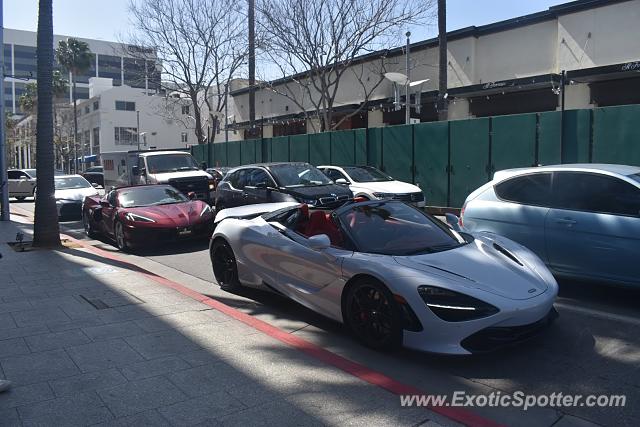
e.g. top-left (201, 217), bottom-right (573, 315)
top-left (55, 38), bottom-right (93, 173)
top-left (33, 0), bottom-right (60, 247)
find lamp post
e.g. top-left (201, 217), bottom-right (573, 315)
top-left (405, 31), bottom-right (411, 125)
top-left (0, 0), bottom-right (8, 220)
top-left (136, 110), bottom-right (141, 151)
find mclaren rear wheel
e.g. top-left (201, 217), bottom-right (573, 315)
top-left (211, 239), bottom-right (240, 290)
top-left (344, 278), bottom-right (403, 351)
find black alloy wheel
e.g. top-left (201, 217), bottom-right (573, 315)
top-left (211, 239), bottom-right (240, 290)
top-left (345, 279), bottom-right (403, 350)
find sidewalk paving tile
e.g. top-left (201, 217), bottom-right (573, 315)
top-left (92, 409), bottom-right (172, 427)
top-left (0, 337), bottom-right (31, 358)
top-left (0, 324), bottom-right (49, 341)
top-left (97, 376), bottom-right (189, 418)
top-left (1, 349), bottom-right (80, 385)
top-left (0, 382), bottom-right (54, 410)
top-left (0, 408), bottom-right (21, 427)
top-left (167, 362), bottom-right (254, 398)
top-left (66, 338), bottom-right (145, 372)
top-left (159, 391), bottom-right (246, 426)
top-left (82, 320), bottom-right (147, 341)
top-left (0, 300), bottom-right (32, 314)
top-left (17, 390), bottom-right (114, 427)
top-left (46, 315), bottom-right (106, 333)
top-left (11, 307), bottom-right (71, 327)
top-left (216, 399), bottom-right (324, 427)
top-left (123, 330), bottom-right (203, 360)
top-left (119, 355), bottom-right (192, 381)
top-left (0, 313), bottom-right (17, 330)
top-left (49, 368), bottom-right (128, 397)
top-left (24, 329), bottom-right (92, 352)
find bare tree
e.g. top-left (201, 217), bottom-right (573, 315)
top-left (258, 0), bottom-right (435, 132)
top-left (127, 0), bottom-right (247, 144)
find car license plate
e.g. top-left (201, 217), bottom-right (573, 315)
top-left (177, 227), bottom-right (192, 236)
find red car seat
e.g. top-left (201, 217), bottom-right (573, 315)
top-left (302, 211), bottom-right (343, 247)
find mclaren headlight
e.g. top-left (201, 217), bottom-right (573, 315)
top-left (124, 212), bottom-right (156, 223)
top-left (418, 286), bottom-right (498, 322)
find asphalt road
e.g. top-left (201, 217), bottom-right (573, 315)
top-left (11, 199), bottom-right (640, 426)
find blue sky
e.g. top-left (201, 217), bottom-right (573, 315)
top-left (5, 0), bottom-right (568, 43)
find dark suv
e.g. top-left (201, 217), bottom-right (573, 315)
top-left (216, 162), bottom-right (353, 210)
top-left (81, 166), bottom-right (104, 187)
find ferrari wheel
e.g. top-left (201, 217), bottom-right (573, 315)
top-left (83, 211), bottom-right (97, 238)
top-left (211, 239), bottom-right (239, 290)
top-left (345, 279), bottom-right (402, 351)
top-left (114, 221), bottom-right (130, 252)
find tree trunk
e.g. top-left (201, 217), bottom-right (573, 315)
top-left (33, 0), bottom-right (60, 247)
top-left (72, 78), bottom-right (79, 172)
top-left (437, 0), bottom-right (448, 121)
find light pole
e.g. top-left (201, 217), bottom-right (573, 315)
top-left (136, 110), bottom-right (141, 151)
top-left (0, 0), bottom-right (9, 221)
top-left (405, 31), bottom-right (411, 125)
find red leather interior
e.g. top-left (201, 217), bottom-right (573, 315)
top-left (302, 211), bottom-right (343, 247)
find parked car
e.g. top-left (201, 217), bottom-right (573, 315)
top-left (54, 175), bottom-right (100, 218)
top-left (455, 164), bottom-right (640, 287)
top-left (7, 168), bottom-right (37, 200)
top-left (319, 165), bottom-right (425, 207)
top-left (215, 162), bottom-right (353, 210)
top-left (82, 184), bottom-right (214, 251)
top-left (210, 199), bottom-right (558, 354)
top-left (81, 166), bottom-right (104, 187)
top-left (206, 167), bottom-right (231, 191)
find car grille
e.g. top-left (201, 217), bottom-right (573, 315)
top-left (59, 202), bottom-right (82, 218)
top-left (392, 192), bottom-right (424, 203)
top-left (318, 194), bottom-right (350, 206)
top-left (168, 177), bottom-right (209, 200)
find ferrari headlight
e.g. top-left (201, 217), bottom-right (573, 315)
top-left (124, 212), bottom-right (155, 223)
top-left (373, 192), bottom-right (393, 199)
top-left (418, 286), bottom-right (498, 322)
top-left (200, 204), bottom-right (212, 217)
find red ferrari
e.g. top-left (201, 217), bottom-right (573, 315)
top-left (82, 184), bottom-right (214, 251)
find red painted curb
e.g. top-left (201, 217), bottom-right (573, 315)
top-left (61, 233), bottom-right (503, 427)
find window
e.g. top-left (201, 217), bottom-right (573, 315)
top-left (7, 171), bottom-right (21, 179)
top-left (93, 100), bottom-right (99, 111)
top-left (181, 132), bottom-right (188, 143)
top-left (92, 128), bottom-right (100, 155)
top-left (115, 101), bottom-right (136, 111)
top-left (181, 105), bottom-right (190, 115)
top-left (324, 169), bottom-right (348, 183)
top-left (229, 169), bottom-right (248, 189)
top-left (84, 106), bottom-right (90, 114)
top-left (343, 166), bottom-right (393, 183)
top-left (114, 127), bottom-right (138, 145)
top-left (495, 173), bottom-right (552, 206)
top-left (247, 169), bottom-right (272, 187)
top-left (552, 172), bottom-right (640, 217)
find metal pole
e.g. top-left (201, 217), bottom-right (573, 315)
top-left (136, 110), bottom-right (140, 151)
top-left (224, 82), bottom-right (229, 144)
top-left (560, 70), bottom-right (566, 163)
top-left (0, 0), bottom-right (10, 221)
top-left (405, 32), bottom-right (411, 125)
top-left (248, 0), bottom-right (256, 129)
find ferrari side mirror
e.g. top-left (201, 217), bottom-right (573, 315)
top-left (100, 200), bottom-right (110, 208)
top-left (187, 191), bottom-right (196, 200)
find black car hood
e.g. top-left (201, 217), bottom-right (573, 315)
top-left (281, 184), bottom-right (352, 205)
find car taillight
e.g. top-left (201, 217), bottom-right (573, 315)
top-left (459, 203), bottom-right (466, 228)
top-left (208, 179), bottom-right (215, 190)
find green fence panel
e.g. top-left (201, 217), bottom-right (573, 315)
top-left (241, 140), bottom-right (257, 165)
top-left (382, 125), bottom-right (413, 183)
top-left (366, 128), bottom-right (383, 169)
top-left (227, 141), bottom-right (241, 166)
top-left (261, 138), bottom-right (271, 163)
top-left (413, 121), bottom-right (449, 207)
top-left (491, 113), bottom-right (537, 174)
top-left (354, 129), bottom-right (367, 165)
top-left (562, 109), bottom-right (591, 163)
top-left (289, 135), bottom-right (309, 162)
top-left (331, 130), bottom-right (356, 166)
top-left (450, 118), bottom-right (490, 208)
top-left (538, 111), bottom-right (561, 165)
top-left (593, 105), bottom-right (640, 166)
top-left (271, 136), bottom-right (290, 162)
top-left (309, 133), bottom-right (331, 165)
top-left (191, 145), bottom-right (205, 164)
top-left (212, 142), bottom-right (228, 166)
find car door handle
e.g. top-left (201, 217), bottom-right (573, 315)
top-left (242, 193), bottom-right (249, 198)
top-left (555, 218), bottom-right (577, 225)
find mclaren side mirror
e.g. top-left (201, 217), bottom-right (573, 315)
top-left (308, 234), bottom-right (331, 251)
top-left (445, 213), bottom-right (461, 232)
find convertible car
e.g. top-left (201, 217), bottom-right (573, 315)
top-left (209, 200), bottom-right (558, 355)
top-left (83, 184), bottom-right (214, 251)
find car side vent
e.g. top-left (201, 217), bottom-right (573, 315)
top-left (492, 243), bottom-right (524, 266)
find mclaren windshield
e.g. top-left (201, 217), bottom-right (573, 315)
top-left (337, 201), bottom-right (468, 256)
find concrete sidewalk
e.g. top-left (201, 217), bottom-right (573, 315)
top-left (0, 217), bottom-right (460, 427)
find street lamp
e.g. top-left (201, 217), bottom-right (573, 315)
top-left (385, 72), bottom-right (430, 124)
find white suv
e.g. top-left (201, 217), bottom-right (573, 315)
top-left (7, 169), bottom-right (37, 201)
top-left (319, 165), bottom-right (426, 207)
